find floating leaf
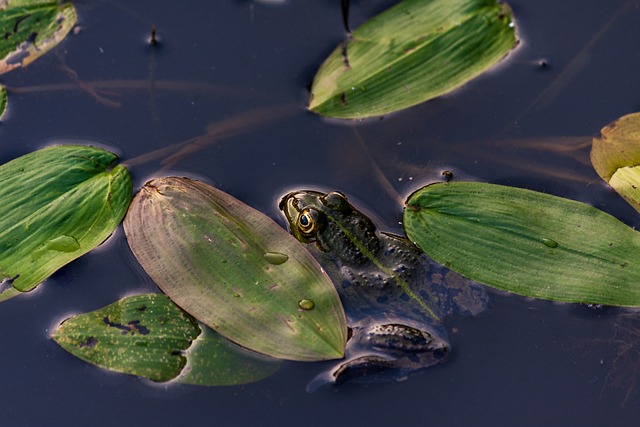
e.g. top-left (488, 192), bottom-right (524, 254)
top-left (0, 145), bottom-right (132, 301)
top-left (0, 85), bottom-right (6, 118)
top-left (404, 182), bottom-right (640, 306)
top-left (53, 294), bottom-right (200, 382)
top-left (53, 294), bottom-right (279, 385)
top-left (591, 112), bottom-right (640, 213)
top-left (309, 0), bottom-right (517, 119)
top-left (124, 177), bottom-right (347, 361)
top-left (0, 0), bottom-right (77, 74)
top-left (179, 325), bottom-right (280, 386)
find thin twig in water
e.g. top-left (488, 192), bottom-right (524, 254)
top-left (350, 126), bottom-right (404, 207)
top-left (122, 103), bottom-right (298, 170)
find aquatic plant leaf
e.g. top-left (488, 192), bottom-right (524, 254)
top-left (124, 177), bottom-right (347, 361)
top-left (404, 182), bottom-right (640, 306)
top-left (0, 145), bottom-right (132, 301)
top-left (53, 294), bottom-right (279, 384)
top-left (591, 112), bottom-right (640, 213)
top-left (0, 85), bottom-right (6, 118)
top-left (309, 0), bottom-right (517, 119)
top-left (0, 0), bottom-right (77, 74)
top-left (53, 294), bottom-right (200, 382)
top-left (179, 325), bottom-right (280, 386)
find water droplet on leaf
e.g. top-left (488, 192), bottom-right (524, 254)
top-left (264, 252), bottom-right (289, 265)
top-left (46, 235), bottom-right (80, 252)
top-left (32, 235), bottom-right (80, 260)
top-left (542, 238), bottom-right (558, 248)
top-left (298, 299), bottom-right (315, 310)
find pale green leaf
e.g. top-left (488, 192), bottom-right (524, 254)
top-left (124, 177), bottom-right (347, 361)
top-left (309, 0), bottom-right (517, 119)
top-left (404, 182), bottom-right (640, 306)
top-left (591, 112), bottom-right (640, 213)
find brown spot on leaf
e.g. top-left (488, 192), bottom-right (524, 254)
top-left (280, 315), bottom-right (296, 333)
top-left (79, 336), bottom-right (98, 348)
top-left (341, 40), bottom-right (351, 68)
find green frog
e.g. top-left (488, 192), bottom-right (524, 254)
top-left (279, 190), bottom-right (488, 388)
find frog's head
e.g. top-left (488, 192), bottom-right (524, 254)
top-left (279, 190), bottom-right (380, 264)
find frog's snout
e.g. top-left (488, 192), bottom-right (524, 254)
top-left (277, 195), bottom-right (286, 212)
top-left (278, 193), bottom-right (300, 227)
top-left (277, 192), bottom-right (293, 214)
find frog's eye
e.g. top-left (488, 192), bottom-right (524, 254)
top-left (298, 209), bottom-right (316, 234)
top-left (322, 191), bottom-right (349, 212)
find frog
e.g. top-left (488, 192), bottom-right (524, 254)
top-left (279, 190), bottom-right (488, 388)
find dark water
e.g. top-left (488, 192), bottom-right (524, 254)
top-left (1, 0), bottom-right (640, 425)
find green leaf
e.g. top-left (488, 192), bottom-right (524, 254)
top-left (0, 85), bottom-right (6, 119)
top-left (404, 182), bottom-right (640, 306)
top-left (309, 0), bottom-right (517, 119)
top-left (179, 325), bottom-right (280, 386)
top-left (591, 112), bottom-right (640, 213)
top-left (53, 294), bottom-right (200, 382)
top-left (0, 0), bottom-right (77, 74)
top-left (123, 177), bottom-right (347, 361)
top-left (0, 145), bottom-right (132, 301)
top-left (52, 294), bottom-right (279, 385)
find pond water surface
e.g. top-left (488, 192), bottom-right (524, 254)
top-left (2, 1), bottom-right (640, 426)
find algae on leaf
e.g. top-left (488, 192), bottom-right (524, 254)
top-left (309, 0), bottom-right (517, 119)
top-left (404, 182), bottom-right (640, 306)
top-left (591, 112), bottom-right (640, 213)
top-left (0, 145), bottom-right (132, 301)
top-left (124, 177), bottom-right (347, 362)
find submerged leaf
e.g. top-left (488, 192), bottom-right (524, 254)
top-left (124, 177), bottom-right (347, 361)
top-left (309, 0), bottom-right (517, 119)
top-left (0, 145), bottom-right (132, 301)
top-left (591, 112), bottom-right (640, 213)
top-left (0, 0), bottom-right (77, 74)
top-left (404, 182), bottom-right (640, 306)
top-left (179, 325), bottom-right (280, 386)
top-left (52, 294), bottom-right (279, 385)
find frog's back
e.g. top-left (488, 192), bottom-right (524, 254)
top-left (321, 232), bottom-right (488, 328)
